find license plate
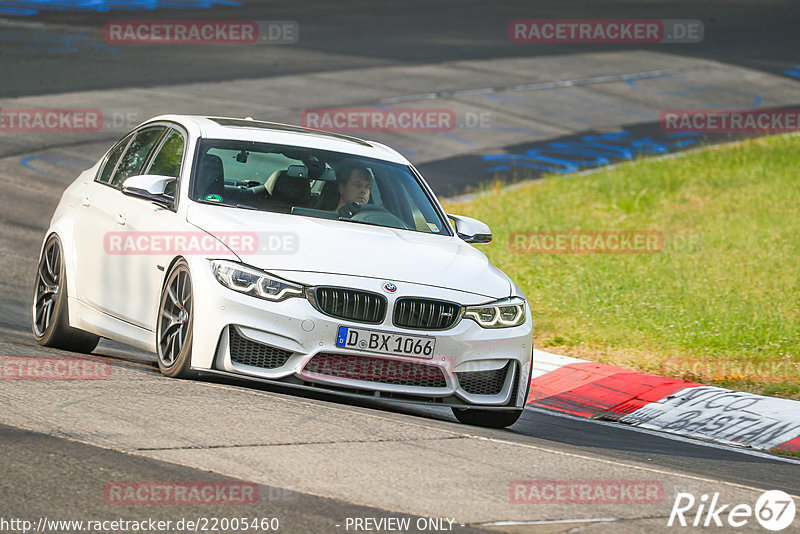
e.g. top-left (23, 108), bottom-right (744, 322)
top-left (336, 326), bottom-right (435, 359)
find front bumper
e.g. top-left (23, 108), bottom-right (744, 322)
top-left (188, 258), bottom-right (532, 409)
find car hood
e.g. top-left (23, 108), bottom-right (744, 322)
top-left (186, 203), bottom-right (511, 299)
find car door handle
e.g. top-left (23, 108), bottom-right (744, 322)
top-left (81, 196), bottom-right (91, 207)
top-left (114, 214), bottom-right (126, 226)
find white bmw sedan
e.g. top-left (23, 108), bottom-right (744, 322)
top-left (33, 115), bottom-right (532, 428)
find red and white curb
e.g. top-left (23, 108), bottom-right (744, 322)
top-left (527, 349), bottom-right (800, 454)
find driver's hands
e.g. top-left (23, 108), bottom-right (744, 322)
top-left (337, 201), bottom-right (362, 218)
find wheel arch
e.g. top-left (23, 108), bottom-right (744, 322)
top-left (160, 255), bottom-right (189, 291)
top-left (39, 226), bottom-right (78, 305)
top-left (151, 255), bottom-right (190, 329)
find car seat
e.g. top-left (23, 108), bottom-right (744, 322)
top-left (265, 170), bottom-right (311, 212)
top-left (197, 154), bottom-right (225, 200)
top-left (315, 180), bottom-right (340, 211)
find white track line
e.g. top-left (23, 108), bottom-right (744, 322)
top-left (380, 68), bottom-right (681, 103)
top-left (477, 517), bottom-right (617, 526)
top-left (168, 380), bottom-right (800, 497)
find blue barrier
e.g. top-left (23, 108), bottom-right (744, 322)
top-left (21, 156), bottom-right (91, 177)
top-left (482, 131), bottom-right (701, 173)
top-left (0, 0), bottom-right (241, 15)
top-left (784, 65), bottom-right (800, 79)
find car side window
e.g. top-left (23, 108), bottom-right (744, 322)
top-left (146, 129), bottom-right (185, 199)
top-left (109, 126), bottom-right (167, 188)
top-left (96, 133), bottom-right (133, 185)
top-left (147, 129), bottom-right (185, 179)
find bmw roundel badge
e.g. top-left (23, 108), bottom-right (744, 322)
top-left (382, 282), bottom-right (397, 293)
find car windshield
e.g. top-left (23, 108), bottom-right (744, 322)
top-left (190, 139), bottom-right (449, 235)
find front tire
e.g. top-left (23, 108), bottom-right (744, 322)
top-left (156, 259), bottom-right (195, 378)
top-left (451, 408), bottom-right (523, 428)
top-left (452, 358), bottom-right (530, 428)
top-left (32, 235), bottom-right (100, 353)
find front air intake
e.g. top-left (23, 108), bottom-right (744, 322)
top-left (456, 362), bottom-right (511, 396)
top-left (229, 327), bottom-right (293, 369)
top-left (303, 353), bottom-right (447, 388)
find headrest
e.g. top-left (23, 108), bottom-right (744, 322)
top-left (266, 170), bottom-right (310, 205)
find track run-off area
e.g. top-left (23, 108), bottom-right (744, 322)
top-left (2, 2), bottom-right (800, 532)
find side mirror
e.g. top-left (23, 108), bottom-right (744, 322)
top-left (449, 214), bottom-right (492, 244)
top-left (121, 174), bottom-right (176, 207)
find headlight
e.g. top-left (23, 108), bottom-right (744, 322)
top-left (210, 260), bottom-right (303, 302)
top-left (464, 297), bottom-right (526, 328)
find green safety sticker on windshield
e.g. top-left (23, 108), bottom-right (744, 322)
top-left (204, 194), bottom-right (222, 203)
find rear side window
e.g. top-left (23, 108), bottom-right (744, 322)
top-left (109, 126), bottom-right (167, 188)
top-left (96, 134), bottom-right (133, 185)
top-left (147, 129), bottom-right (185, 179)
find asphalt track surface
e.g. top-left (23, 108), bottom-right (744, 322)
top-left (1, 0), bottom-right (799, 97)
top-left (1, 2), bottom-right (800, 533)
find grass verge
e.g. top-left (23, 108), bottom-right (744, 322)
top-left (442, 135), bottom-right (800, 398)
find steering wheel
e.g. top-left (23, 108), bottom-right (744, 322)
top-left (338, 202), bottom-right (411, 230)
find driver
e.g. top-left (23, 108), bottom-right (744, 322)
top-left (336, 164), bottom-right (372, 211)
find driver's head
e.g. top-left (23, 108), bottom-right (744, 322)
top-left (336, 164), bottom-right (372, 209)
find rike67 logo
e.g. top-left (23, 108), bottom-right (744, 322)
top-left (668, 490), bottom-right (796, 531)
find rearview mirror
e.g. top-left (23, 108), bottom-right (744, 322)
top-left (121, 174), bottom-right (176, 207)
top-left (286, 165), bottom-right (308, 178)
top-left (449, 214), bottom-right (492, 244)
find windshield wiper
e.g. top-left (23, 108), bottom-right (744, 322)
top-left (337, 215), bottom-right (409, 231)
top-left (196, 199), bottom-right (232, 207)
top-left (195, 199), bottom-right (260, 211)
top-left (337, 217), bottom-right (381, 228)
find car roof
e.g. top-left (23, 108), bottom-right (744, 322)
top-left (148, 114), bottom-right (410, 165)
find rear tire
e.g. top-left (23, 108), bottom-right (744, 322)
top-left (452, 407), bottom-right (523, 428)
top-left (32, 235), bottom-right (100, 353)
top-left (156, 260), bottom-right (195, 378)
